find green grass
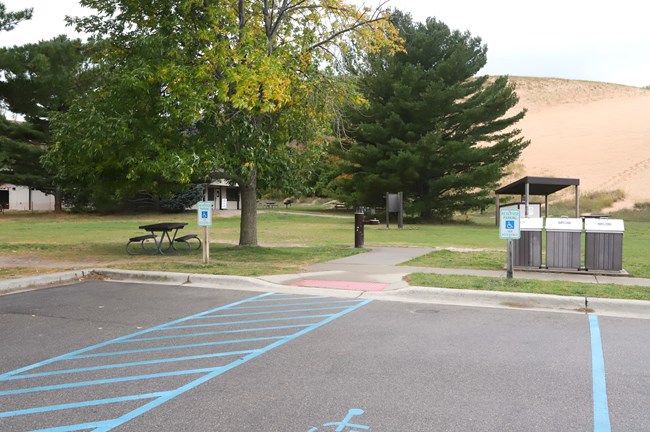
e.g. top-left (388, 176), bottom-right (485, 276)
top-left (405, 249), bottom-right (505, 270)
top-left (406, 273), bottom-right (650, 301)
top-left (2, 204), bottom-right (650, 301)
top-left (112, 245), bottom-right (361, 276)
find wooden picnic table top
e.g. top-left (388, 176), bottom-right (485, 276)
top-left (138, 222), bottom-right (188, 231)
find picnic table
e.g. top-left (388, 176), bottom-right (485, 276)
top-left (126, 222), bottom-right (200, 255)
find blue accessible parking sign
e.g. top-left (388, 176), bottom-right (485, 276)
top-left (499, 209), bottom-right (521, 240)
top-left (197, 201), bottom-right (213, 227)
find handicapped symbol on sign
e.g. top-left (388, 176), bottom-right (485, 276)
top-left (307, 408), bottom-right (369, 431)
top-left (505, 220), bottom-right (515, 230)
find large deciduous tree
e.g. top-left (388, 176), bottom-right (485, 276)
top-left (49, 0), bottom-right (400, 245)
top-left (334, 12), bottom-right (529, 219)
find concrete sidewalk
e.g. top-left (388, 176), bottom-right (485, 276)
top-left (260, 246), bottom-right (650, 289)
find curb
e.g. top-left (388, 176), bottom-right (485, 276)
top-left (371, 286), bottom-right (588, 314)
top-left (0, 269), bottom-right (92, 294)
top-left (1, 269), bottom-right (649, 319)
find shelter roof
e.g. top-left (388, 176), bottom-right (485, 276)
top-left (495, 176), bottom-right (580, 196)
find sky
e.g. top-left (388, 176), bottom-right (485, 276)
top-left (2, 0), bottom-right (649, 87)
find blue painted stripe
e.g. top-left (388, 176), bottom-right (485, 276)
top-left (0, 293), bottom-right (372, 432)
top-left (0, 391), bottom-right (169, 418)
top-left (248, 295), bottom-right (329, 302)
top-left (70, 336), bottom-right (285, 359)
top-left (117, 331), bottom-right (285, 345)
top-left (0, 292), bottom-right (275, 380)
top-left (30, 419), bottom-right (115, 432)
top-left (126, 324), bottom-right (311, 343)
top-left (198, 305), bottom-right (350, 319)
top-left (90, 298), bottom-right (373, 432)
top-left (2, 350), bottom-right (255, 382)
top-left (228, 299), bottom-right (362, 310)
top-left (0, 367), bottom-right (223, 396)
top-left (164, 314), bottom-right (332, 329)
top-left (589, 314), bottom-right (611, 432)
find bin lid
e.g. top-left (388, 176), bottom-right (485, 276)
top-left (584, 218), bottom-right (624, 233)
top-left (545, 217), bottom-right (583, 232)
top-left (520, 217), bottom-right (543, 231)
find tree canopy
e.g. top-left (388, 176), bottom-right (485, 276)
top-left (0, 36), bottom-right (87, 210)
top-left (0, 2), bottom-right (32, 33)
top-left (333, 12), bottom-right (529, 219)
top-left (50, 0), bottom-right (401, 243)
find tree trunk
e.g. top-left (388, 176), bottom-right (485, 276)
top-left (238, 169), bottom-right (258, 247)
top-left (54, 187), bottom-right (63, 213)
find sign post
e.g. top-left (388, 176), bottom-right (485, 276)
top-left (499, 208), bottom-right (521, 279)
top-left (197, 201), bottom-right (213, 264)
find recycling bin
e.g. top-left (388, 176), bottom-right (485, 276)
top-left (585, 218), bottom-right (624, 271)
top-left (513, 218), bottom-right (543, 268)
top-left (545, 217), bottom-right (582, 270)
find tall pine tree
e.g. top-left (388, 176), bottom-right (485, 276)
top-left (0, 36), bottom-right (87, 211)
top-left (335, 12), bottom-right (529, 219)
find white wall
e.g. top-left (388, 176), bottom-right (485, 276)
top-left (1, 185), bottom-right (55, 211)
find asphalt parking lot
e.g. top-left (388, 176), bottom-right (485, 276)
top-left (1, 280), bottom-right (648, 431)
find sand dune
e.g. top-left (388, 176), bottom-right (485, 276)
top-left (504, 77), bottom-right (650, 206)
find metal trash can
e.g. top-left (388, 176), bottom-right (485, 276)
top-left (513, 218), bottom-right (543, 268)
top-left (545, 217), bottom-right (582, 270)
top-left (585, 218), bottom-right (624, 271)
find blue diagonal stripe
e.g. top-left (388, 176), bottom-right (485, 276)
top-left (0, 292), bottom-right (275, 380)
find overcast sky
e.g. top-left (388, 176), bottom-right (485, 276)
top-left (2, 0), bottom-right (649, 87)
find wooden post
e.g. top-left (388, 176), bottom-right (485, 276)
top-left (507, 239), bottom-right (514, 279)
top-left (203, 226), bottom-right (209, 264)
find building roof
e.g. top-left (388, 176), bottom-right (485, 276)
top-left (495, 176), bottom-right (580, 196)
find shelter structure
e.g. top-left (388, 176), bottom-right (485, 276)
top-left (495, 176), bottom-right (580, 225)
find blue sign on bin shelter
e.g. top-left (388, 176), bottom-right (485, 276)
top-left (499, 209), bottom-right (521, 240)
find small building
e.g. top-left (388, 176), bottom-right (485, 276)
top-left (0, 184), bottom-right (55, 211)
top-left (204, 180), bottom-right (241, 210)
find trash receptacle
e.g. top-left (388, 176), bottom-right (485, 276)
top-left (545, 217), bottom-right (582, 270)
top-left (513, 218), bottom-right (543, 268)
top-left (585, 218), bottom-right (624, 271)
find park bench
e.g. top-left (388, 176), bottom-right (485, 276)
top-left (174, 234), bottom-right (202, 252)
top-left (125, 234), bottom-right (158, 255)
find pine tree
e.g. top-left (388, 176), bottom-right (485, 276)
top-left (0, 115), bottom-right (48, 190)
top-left (0, 36), bottom-right (86, 211)
top-left (335, 12), bottom-right (529, 219)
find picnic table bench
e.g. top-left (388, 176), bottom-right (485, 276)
top-left (126, 222), bottom-right (199, 255)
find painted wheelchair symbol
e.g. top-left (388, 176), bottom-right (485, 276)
top-left (505, 220), bottom-right (515, 230)
top-left (308, 408), bottom-right (370, 431)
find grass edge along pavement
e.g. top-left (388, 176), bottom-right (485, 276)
top-left (406, 273), bottom-right (650, 301)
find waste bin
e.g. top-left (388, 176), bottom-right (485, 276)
top-left (585, 218), bottom-right (624, 271)
top-left (513, 218), bottom-right (543, 268)
top-left (545, 217), bottom-right (582, 270)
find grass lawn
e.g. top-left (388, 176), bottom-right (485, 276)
top-left (1, 205), bottom-right (649, 300)
top-left (406, 273), bottom-right (650, 301)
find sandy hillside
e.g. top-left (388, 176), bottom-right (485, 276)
top-left (503, 76), bottom-right (650, 207)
